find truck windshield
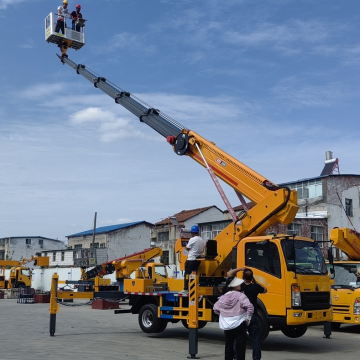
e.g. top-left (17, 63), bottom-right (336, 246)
top-left (21, 269), bottom-right (31, 277)
top-left (282, 239), bottom-right (327, 275)
top-left (326, 263), bottom-right (360, 288)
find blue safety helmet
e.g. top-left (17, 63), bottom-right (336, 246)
top-left (190, 225), bottom-right (199, 234)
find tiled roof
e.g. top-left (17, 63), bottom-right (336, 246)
top-left (67, 221), bottom-right (153, 238)
top-left (155, 206), bottom-right (221, 227)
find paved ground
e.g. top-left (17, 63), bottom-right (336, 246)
top-left (0, 299), bottom-right (359, 360)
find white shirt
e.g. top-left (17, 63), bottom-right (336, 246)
top-left (58, 6), bottom-right (69, 21)
top-left (186, 235), bottom-right (206, 260)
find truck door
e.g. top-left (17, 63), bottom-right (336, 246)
top-left (243, 240), bottom-right (286, 316)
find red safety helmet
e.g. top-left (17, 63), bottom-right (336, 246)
top-left (76, 4), bottom-right (81, 9)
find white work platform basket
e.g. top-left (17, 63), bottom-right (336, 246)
top-left (45, 12), bottom-right (86, 50)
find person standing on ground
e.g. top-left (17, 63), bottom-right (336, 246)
top-left (70, 4), bottom-right (83, 32)
top-left (179, 225), bottom-right (205, 295)
top-left (55, 0), bottom-right (69, 34)
top-left (227, 268), bottom-right (267, 360)
top-left (214, 277), bottom-right (254, 360)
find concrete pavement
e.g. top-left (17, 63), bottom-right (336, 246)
top-left (0, 299), bottom-right (359, 360)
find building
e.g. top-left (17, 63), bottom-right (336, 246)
top-left (151, 206), bottom-right (226, 265)
top-left (267, 174), bottom-right (360, 258)
top-left (0, 236), bottom-right (66, 261)
top-left (67, 221), bottom-right (154, 261)
top-left (39, 248), bottom-right (108, 267)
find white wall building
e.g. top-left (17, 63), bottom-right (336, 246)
top-left (67, 221), bottom-right (154, 262)
top-left (0, 236), bottom-right (66, 261)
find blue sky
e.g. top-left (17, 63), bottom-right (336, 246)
top-left (1, 0), bottom-right (360, 240)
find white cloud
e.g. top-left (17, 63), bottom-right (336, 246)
top-left (0, 0), bottom-right (27, 9)
top-left (69, 107), bottom-right (157, 142)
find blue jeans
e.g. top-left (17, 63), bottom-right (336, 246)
top-left (234, 315), bottom-right (261, 360)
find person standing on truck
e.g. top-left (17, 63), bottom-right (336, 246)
top-left (70, 4), bottom-right (83, 32)
top-left (179, 225), bottom-right (205, 295)
top-left (55, 0), bottom-right (69, 34)
top-left (227, 268), bottom-right (267, 360)
top-left (214, 277), bottom-right (254, 360)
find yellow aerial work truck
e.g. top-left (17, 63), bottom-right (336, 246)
top-left (0, 256), bottom-right (49, 289)
top-left (48, 52), bottom-right (333, 343)
top-left (328, 228), bottom-right (360, 329)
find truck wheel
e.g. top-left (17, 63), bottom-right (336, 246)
top-left (138, 304), bottom-right (163, 333)
top-left (258, 310), bottom-right (269, 342)
top-left (331, 322), bottom-right (341, 330)
top-left (181, 319), bottom-right (207, 329)
top-left (154, 320), bottom-right (168, 333)
top-left (281, 325), bottom-right (307, 338)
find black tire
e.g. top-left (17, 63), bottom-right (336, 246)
top-left (50, 332), bottom-right (55, 337)
top-left (281, 325), bottom-right (308, 338)
top-left (138, 304), bottom-right (163, 333)
top-left (258, 310), bottom-right (269, 342)
top-left (154, 319), bottom-right (168, 333)
top-left (181, 319), bottom-right (207, 329)
top-left (331, 322), bottom-right (341, 330)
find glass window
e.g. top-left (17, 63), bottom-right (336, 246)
top-left (26, 239), bottom-right (31, 245)
top-left (21, 269), bottom-right (31, 277)
top-left (53, 252), bottom-right (56, 261)
top-left (0, 251), bottom-right (4, 260)
top-left (74, 244), bottom-right (82, 249)
top-left (0, 239), bottom-right (5, 246)
top-left (245, 241), bottom-right (281, 278)
top-left (154, 265), bottom-right (167, 277)
top-left (200, 221), bottom-right (231, 240)
top-left (345, 198), bottom-right (353, 217)
top-left (282, 239), bottom-right (327, 275)
top-left (91, 243), bottom-right (99, 248)
top-left (288, 223), bottom-right (301, 236)
top-left (158, 232), bottom-right (169, 242)
top-left (311, 226), bottom-right (323, 244)
top-left (326, 263), bottom-right (360, 288)
top-left (61, 252), bottom-right (65, 261)
top-left (38, 239), bottom-right (43, 245)
top-left (100, 243), bottom-right (105, 248)
top-left (160, 250), bottom-right (169, 265)
top-left (290, 179), bottom-right (322, 200)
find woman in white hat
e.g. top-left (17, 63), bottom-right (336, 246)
top-left (214, 277), bottom-right (254, 360)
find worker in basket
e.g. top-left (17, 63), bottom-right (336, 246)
top-left (55, 0), bottom-right (69, 34)
top-left (71, 4), bottom-right (83, 32)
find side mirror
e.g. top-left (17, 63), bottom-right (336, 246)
top-left (327, 248), bottom-right (334, 265)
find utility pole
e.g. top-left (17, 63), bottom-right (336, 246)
top-left (91, 212), bottom-right (97, 248)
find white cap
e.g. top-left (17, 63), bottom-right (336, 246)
top-left (228, 277), bottom-right (244, 288)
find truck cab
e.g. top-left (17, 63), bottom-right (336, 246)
top-left (327, 261), bottom-right (360, 328)
top-left (8, 267), bottom-right (32, 289)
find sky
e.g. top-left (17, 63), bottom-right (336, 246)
top-left (1, 0), bottom-right (360, 241)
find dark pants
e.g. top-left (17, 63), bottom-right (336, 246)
top-left (55, 20), bottom-right (65, 34)
top-left (183, 260), bottom-right (201, 290)
top-left (225, 322), bottom-right (247, 360)
top-left (234, 315), bottom-right (261, 360)
top-left (72, 23), bottom-right (81, 32)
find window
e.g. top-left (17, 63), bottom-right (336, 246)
top-left (38, 239), bottom-right (43, 246)
top-left (158, 232), bottom-right (169, 242)
top-left (288, 179), bottom-right (322, 200)
top-left (160, 250), bottom-right (169, 265)
top-left (100, 243), bottom-right (105, 248)
top-left (288, 223), bottom-right (301, 236)
top-left (74, 244), bottom-right (82, 249)
top-left (0, 239), bottom-right (5, 246)
top-left (200, 221), bottom-right (231, 241)
top-left (345, 198), bottom-right (353, 217)
top-left (245, 241), bottom-right (281, 278)
top-left (61, 252), bottom-right (65, 261)
top-left (311, 226), bottom-right (323, 246)
top-left (0, 251), bottom-right (4, 260)
top-left (21, 269), bottom-right (31, 277)
top-left (90, 243), bottom-right (99, 248)
top-left (26, 238), bottom-right (31, 245)
top-left (53, 252), bottom-right (56, 261)
top-left (67, 246), bottom-right (72, 249)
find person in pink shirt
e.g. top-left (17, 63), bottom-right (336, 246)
top-left (214, 277), bottom-right (254, 360)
